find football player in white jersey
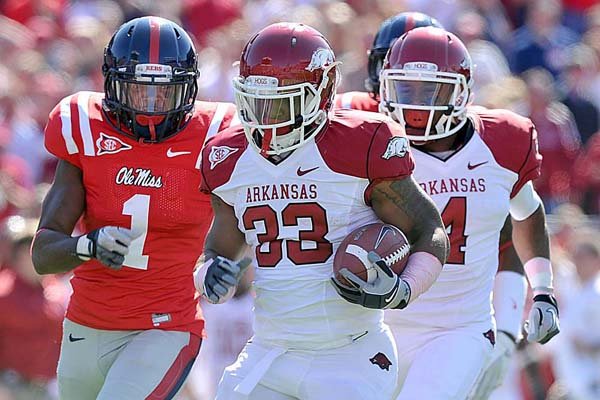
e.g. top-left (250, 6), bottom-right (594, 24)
top-left (195, 22), bottom-right (450, 400)
top-left (374, 27), bottom-right (561, 399)
top-left (334, 14), bottom-right (538, 399)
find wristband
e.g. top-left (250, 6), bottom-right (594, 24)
top-left (76, 235), bottom-right (93, 261)
top-left (509, 182), bottom-right (542, 221)
top-left (193, 258), bottom-right (212, 294)
top-left (400, 252), bottom-right (443, 303)
top-left (524, 257), bottom-right (553, 295)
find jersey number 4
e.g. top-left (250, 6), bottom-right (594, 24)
top-left (242, 202), bottom-right (333, 268)
top-left (440, 196), bottom-right (468, 264)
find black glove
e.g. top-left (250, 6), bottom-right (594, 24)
top-left (331, 251), bottom-right (411, 310)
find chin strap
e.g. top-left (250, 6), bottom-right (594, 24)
top-left (260, 129), bottom-right (273, 157)
top-left (135, 115), bottom-right (165, 142)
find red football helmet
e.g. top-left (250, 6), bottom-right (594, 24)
top-left (233, 22), bottom-right (339, 156)
top-left (379, 27), bottom-right (473, 142)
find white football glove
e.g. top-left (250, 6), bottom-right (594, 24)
top-left (524, 294), bottom-right (560, 344)
top-left (331, 251), bottom-right (411, 309)
top-left (202, 256), bottom-right (252, 304)
top-left (468, 331), bottom-right (516, 400)
top-left (76, 226), bottom-right (139, 270)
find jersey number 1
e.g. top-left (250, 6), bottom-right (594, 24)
top-left (121, 194), bottom-right (150, 270)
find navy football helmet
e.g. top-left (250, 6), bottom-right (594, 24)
top-left (103, 16), bottom-right (198, 142)
top-left (366, 12), bottom-right (443, 97)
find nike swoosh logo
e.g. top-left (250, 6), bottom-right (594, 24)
top-left (374, 226), bottom-right (393, 249)
top-left (467, 161), bottom-right (488, 170)
top-left (385, 285), bottom-right (399, 303)
top-left (167, 148), bottom-right (191, 158)
top-left (297, 166), bottom-right (319, 176)
top-left (68, 333), bottom-right (85, 342)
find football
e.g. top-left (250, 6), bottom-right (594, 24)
top-left (333, 223), bottom-right (410, 286)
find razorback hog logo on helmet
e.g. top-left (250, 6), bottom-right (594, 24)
top-left (305, 48), bottom-right (335, 72)
top-left (209, 145), bottom-right (239, 170)
top-left (382, 136), bottom-right (409, 159)
top-left (96, 132), bottom-right (132, 156)
top-left (370, 352), bottom-right (392, 371)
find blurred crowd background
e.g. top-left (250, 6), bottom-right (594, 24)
top-left (0, 0), bottom-right (598, 399)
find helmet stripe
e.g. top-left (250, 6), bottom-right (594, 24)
top-left (405, 14), bottom-right (416, 32)
top-left (149, 17), bottom-right (161, 63)
top-left (77, 91), bottom-right (95, 156)
top-left (59, 95), bottom-right (78, 155)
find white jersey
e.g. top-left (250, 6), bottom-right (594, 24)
top-left (201, 110), bottom-right (415, 349)
top-left (386, 106), bottom-right (542, 331)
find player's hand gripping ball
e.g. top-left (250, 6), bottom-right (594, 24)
top-left (333, 223), bottom-right (410, 285)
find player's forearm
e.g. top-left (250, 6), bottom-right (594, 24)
top-left (204, 194), bottom-right (248, 262)
top-left (512, 205), bottom-right (550, 262)
top-left (31, 229), bottom-right (83, 274)
top-left (371, 177), bottom-right (449, 265)
top-left (203, 230), bottom-right (247, 262)
top-left (498, 244), bottom-right (524, 274)
top-left (513, 205), bottom-right (555, 296)
top-left (410, 224), bottom-right (449, 266)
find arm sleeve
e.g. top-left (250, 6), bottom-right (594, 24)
top-left (509, 181), bottom-right (543, 221)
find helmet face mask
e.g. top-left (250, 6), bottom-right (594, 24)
top-left (379, 27), bottom-right (473, 143)
top-left (381, 66), bottom-right (471, 141)
top-left (234, 23), bottom-right (338, 157)
top-left (103, 17), bottom-right (198, 143)
top-left (234, 68), bottom-right (334, 155)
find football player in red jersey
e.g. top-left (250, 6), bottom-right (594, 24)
top-left (197, 22), bottom-right (449, 400)
top-left (334, 12), bottom-right (443, 112)
top-left (376, 27), bottom-right (560, 400)
top-left (31, 16), bottom-right (237, 400)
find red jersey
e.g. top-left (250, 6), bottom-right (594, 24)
top-left (44, 91), bottom-right (237, 335)
top-left (334, 91), bottom-right (379, 112)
